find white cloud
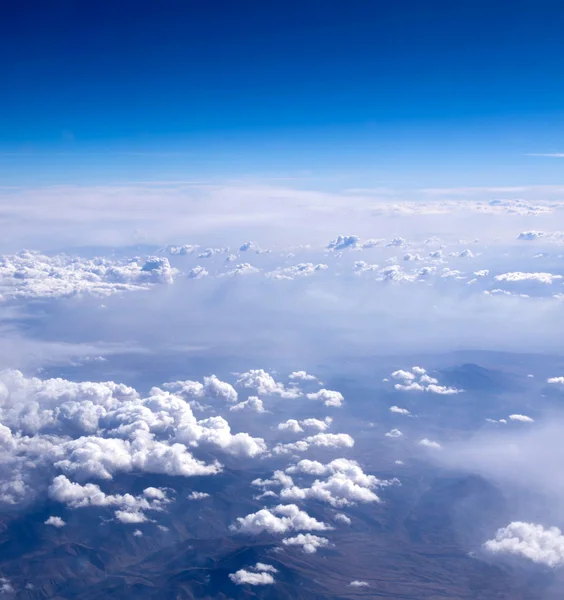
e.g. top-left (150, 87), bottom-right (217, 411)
top-left (494, 272), bottom-right (562, 284)
top-left (229, 396), bottom-right (265, 413)
top-left (236, 369), bottom-right (301, 398)
top-left (306, 389), bottom-right (344, 407)
top-left (0, 251), bottom-right (176, 300)
top-left (277, 419), bottom-right (303, 433)
top-left (273, 433), bottom-right (354, 455)
top-left (391, 370), bottom-right (416, 381)
top-left (385, 429), bottom-right (403, 438)
top-left (187, 266), bottom-right (208, 279)
top-left (301, 417), bottom-right (332, 432)
top-left (288, 371), bottom-right (318, 381)
top-left (277, 458), bottom-right (393, 507)
top-left (509, 414), bottom-right (534, 423)
top-left (518, 231), bottom-right (546, 240)
top-left (267, 263), bottom-right (328, 280)
top-left (419, 438), bottom-right (442, 449)
top-left (327, 235), bottom-right (360, 251)
top-left (547, 377), bottom-right (564, 387)
top-left (229, 570), bottom-right (275, 585)
top-left (44, 516), bottom-right (66, 527)
top-left (231, 504), bottom-right (331, 535)
top-left (349, 580), bottom-right (369, 587)
top-left (187, 491), bottom-right (210, 500)
top-left (282, 533), bottom-right (330, 554)
top-left (389, 406), bottom-right (411, 416)
top-left (0, 370), bottom-right (277, 509)
top-left (334, 513), bottom-right (351, 525)
top-left (484, 522), bottom-right (564, 567)
top-left (255, 563), bottom-right (278, 573)
top-left (115, 510), bottom-right (148, 524)
top-left (426, 384), bottom-right (461, 395)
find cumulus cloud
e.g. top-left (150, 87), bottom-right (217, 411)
top-left (44, 516), bottom-right (66, 527)
top-left (334, 512), bottom-right (352, 525)
top-left (349, 580), bottom-right (369, 587)
top-left (509, 414), bottom-right (535, 423)
top-left (418, 438), bottom-right (442, 449)
top-left (278, 417), bottom-right (331, 433)
top-left (272, 433), bottom-right (354, 455)
top-left (484, 522), bottom-right (564, 567)
top-left (389, 406), bottom-right (411, 416)
top-left (385, 429), bottom-right (403, 438)
top-left (306, 389), bottom-right (344, 407)
top-left (187, 265), bottom-right (208, 279)
top-left (187, 491), bottom-right (210, 500)
top-left (258, 458), bottom-right (396, 507)
top-left (327, 235), bottom-right (360, 251)
top-left (388, 367), bottom-right (461, 394)
top-left (231, 504), bottom-right (331, 535)
top-left (518, 231), bottom-right (546, 241)
top-left (0, 251), bottom-right (176, 300)
top-left (277, 419), bottom-right (303, 433)
top-left (236, 369), bottom-right (301, 398)
top-left (229, 396), bottom-right (265, 413)
top-left (282, 533), bottom-right (330, 554)
top-left (229, 570), bottom-right (275, 585)
top-left (0, 369), bottom-right (275, 508)
top-left (267, 263), bottom-right (328, 280)
top-left (288, 371), bottom-right (318, 382)
top-left (494, 272), bottom-right (562, 284)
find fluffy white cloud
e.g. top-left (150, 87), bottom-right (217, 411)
top-left (275, 458), bottom-right (394, 507)
top-left (229, 396), bottom-right (265, 413)
top-left (385, 429), bottom-right (403, 438)
top-left (389, 406), bottom-right (411, 416)
top-left (282, 533), bottom-right (329, 554)
top-left (419, 438), bottom-right (442, 449)
top-left (229, 570), bottom-right (275, 585)
top-left (306, 389), bottom-right (344, 407)
top-left (231, 504), bottom-right (331, 535)
top-left (327, 235), bottom-right (360, 250)
top-left (0, 370), bottom-right (273, 509)
top-left (484, 522), bottom-right (564, 567)
top-left (44, 516), bottom-right (66, 527)
top-left (547, 377), bottom-right (564, 387)
top-left (48, 475), bottom-right (168, 522)
top-left (391, 370), bottom-right (416, 381)
top-left (0, 251), bottom-right (176, 300)
top-left (159, 374), bottom-right (237, 404)
top-left (254, 563), bottom-right (278, 573)
top-left (288, 371), bottom-right (318, 382)
top-left (187, 491), bottom-right (210, 500)
top-left (273, 433), bottom-right (354, 455)
top-left (187, 266), bottom-right (208, 279)
top-left (301, 417), bottom-right (332, 432)
top-left (267, 263), bottom-right (328, 280)
top-left (388, 368), bottom-right (461, 394)
top-left (518, 231), bottom-right (546, 240)
top-left (115, 510), bottom-right (148, 524)
top-left (277, 419), bottom-right (303, 433)
top-left (278, 417), bottom-right (331, 434)
top-left (349, 580), bottom-right (369, 587)
top-left (494, 272), bottom-right (562, 284)
top-left (236, 369), bottom-right (301, 398)
top-left (334, 513), bottom-right (352, 525)
top-left (509, 414), bottom-right (535, 423)
top-left (426, 384), bottom-right (461, 395)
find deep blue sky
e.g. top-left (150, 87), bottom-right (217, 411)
top-left (1, 0), bottom-right (564, 185)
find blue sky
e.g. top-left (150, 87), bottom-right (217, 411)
top-left (1, 0), bottom-right (564, 186)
